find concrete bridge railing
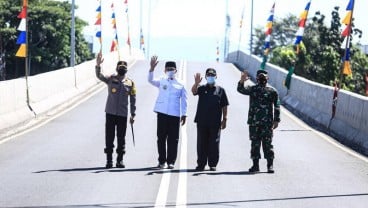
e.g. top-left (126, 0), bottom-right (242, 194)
top-left (227, 51), bottom-right (368, 156)
top-left (0, 50), bottom-right (143, 135)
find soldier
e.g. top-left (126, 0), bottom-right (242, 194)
top-left (95, 52), bottom-right (136, 168)
top-left (148, 55), bottom-right (187, 169)
top-left (192, 68), bottom-right (229, 171)
top-left (237, 69), bottom-right (280, 173)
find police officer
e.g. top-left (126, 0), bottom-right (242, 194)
top-left (237, 70), bottom-right (280, 173)
top-left (148, 55), bottom-right (187, 169)
top-left (95, 52), bottom-right (136, 168)
top-left (192, 68), bottom-right (229, 171)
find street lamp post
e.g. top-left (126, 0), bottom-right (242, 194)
top-left (250, 0), bottom-right (254, 54)
top-left (71, 0), bottom-right (75, 67)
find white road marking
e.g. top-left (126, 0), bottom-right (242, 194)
top-left (176, 60), bottom-right (188, 207)
top-left (154, 170), bottom-right (172, 207)
top-left (154, 60), bottom-right (188, 208)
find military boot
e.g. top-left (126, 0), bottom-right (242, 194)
top-left (105, 153), bottom-right (113, 169)
top-left (248, 159), bottom-right (260, 173)
top-left (267, 159), bottom-right (274, 173)
top-left (116, 154), bottom-right (125, 168)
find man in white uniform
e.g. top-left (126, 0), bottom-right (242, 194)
top-left (148, 55), bottom-right (187, 169)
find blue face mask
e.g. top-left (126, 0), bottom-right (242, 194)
top-left (166, 71), bottom-right (176, 79)
top-left (206, 76), bottom-right (216, 85)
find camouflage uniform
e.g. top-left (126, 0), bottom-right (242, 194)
top-left (237, 82), bottom-right (280, 160)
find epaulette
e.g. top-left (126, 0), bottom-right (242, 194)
top-left (123, 77), bottom-right (134, 86)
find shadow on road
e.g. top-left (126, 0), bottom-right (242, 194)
top-left (33, 166), bottom-right (158, 174)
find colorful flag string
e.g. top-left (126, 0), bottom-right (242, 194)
top-left (95, 0), bottom-right (102, 51)
top-left (124, 0), bottom-right (131, 55)
top-left (341, 0), bottom-right (354, 76)
top-left (260, 2), bottom-right (275, 70)
top-left (110, 2), bottom-right (119, 53)
top-left (16, 0), bottom-right (28, 57)
top-left (284, 1), bottom-right (311, 90)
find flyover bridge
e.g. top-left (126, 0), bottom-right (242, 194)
top-left (0, 55), bottom-right (367, 207)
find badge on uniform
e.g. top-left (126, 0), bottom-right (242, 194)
top-left (111, 88), bottom-right (117, 93)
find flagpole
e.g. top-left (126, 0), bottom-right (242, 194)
top-left (250, 0), bottom-right (254, 54)
top-left (71, 0), bottom-right (77, 88)
top-left (339, 0), bottom-right (355, 90)
top-left (71, 0), bottom-right (75, 67)
top-left (25, 0), bottom-right (30, 109)
top-left (237, 3), bottom-right (245, 61)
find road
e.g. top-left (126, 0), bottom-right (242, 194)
top-left (0, 60), bottom-right (368, 208)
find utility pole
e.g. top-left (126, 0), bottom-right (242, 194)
top-left (250, 0), bottom-right (254, 54)
top-left (70, 0), bottom-right (75, 67)
top-left (224, 0), bottom-right (230, 61)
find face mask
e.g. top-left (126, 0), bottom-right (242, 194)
top-left (166, 71), bottom-right (176, 79)
top-left (117, 68), bottom-right (127, 76)
top-left (206, 76), bottom-right (216, 85)
top-left (257, 76), bottom-right (267, 85)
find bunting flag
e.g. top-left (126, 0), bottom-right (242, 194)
top-left (216, 41), bottom-right (220, 62)
top-left (125, 0), bottom-right (131, 50)
top-left (284, 65), bottom-right (294, 90)
top-left (16, 0), bottom-right (28, 57)
top-left (261, 2), bottom-right (275, 70)
top-left (294, 1), bottom-right (311, 54)
top-left (263, 3), bottom-right (275, 56)
top-left (341, 0), bottom-right (354, 76)
top-left (364, 72), bottom-right (368, 96)
top-left (110, 3), bottom-right (119, 52)
top-left (140, 29), bottom-right (145, 53)
top-left (95, 1), bottom-right (102, 45)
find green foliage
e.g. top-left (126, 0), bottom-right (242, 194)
top-left (0, 0), bottom-right (93, 79)
top-left (254, 6), bottom-right (368, 96)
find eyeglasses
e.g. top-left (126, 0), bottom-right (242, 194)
top-left (166, 67), bottom-right (176, 71)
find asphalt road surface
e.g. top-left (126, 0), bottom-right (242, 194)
top-left (1, 60), bottom-right (368, 208)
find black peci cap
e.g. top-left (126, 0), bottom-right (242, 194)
top-left (117, 61), bottom-right (127, 69)
top-left (206, 68), bottom-right (217, 76)
top-left (256, 69), bottom-right (268, 77)
top-left (165, 61), bottom-right (176, 69)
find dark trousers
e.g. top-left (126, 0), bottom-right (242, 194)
top-left (105, 113), bottom-right (127, 161)
top-left (196, 124), bottom-right (221, 168)
top-left (249, 125), bottom-right (274, 160)
top-left (157, 113), bottom-right (180, 165)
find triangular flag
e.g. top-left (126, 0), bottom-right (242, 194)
top-left (16, 44), bottom-right (26, 57)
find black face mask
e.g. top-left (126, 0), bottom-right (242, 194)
top-left (257, 76), bottom-right (267, 85)
top-left (117, 67), bottom-right (127, 76)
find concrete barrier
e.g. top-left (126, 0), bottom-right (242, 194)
top-left (227, 51), bottom-right (368, 156)
top-left (0, 49), bottom-right (144, 135)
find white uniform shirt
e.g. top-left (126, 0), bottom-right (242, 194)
top-left (148, 71), bottom-right (187, 117)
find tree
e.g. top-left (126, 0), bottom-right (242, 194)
top-left (0, 0), bottom-right (93, 80)
top-left (253, 6), bottom-right (368, 96)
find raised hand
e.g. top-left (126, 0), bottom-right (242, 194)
top-left (150, 55), bottom-right (159, 71)
top-left (194, 73), bottom-right (202, 85)
top-left (96, 52), bottom-right (104, 67)
top-left (240, 71), bottom-right (249, 82)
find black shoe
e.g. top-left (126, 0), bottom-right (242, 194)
top-left (195, 166), bottom-right (204, 171)
top-left (116, 161), bottom-right (125, 168)
top-left (157, 163), bottom-right (166, 169)
top-left (267, 165), bottom-right (274, 173)
top-left (248, 165), bottom-right (259, 173)
top-left (167, 164), bottom-right (174, 169)
top-left (105, 161), bottom-right (113, 169)
top-left (209, 167), bottom-right (216, 171)
top-left (267, 159), bottom-right (274, 173)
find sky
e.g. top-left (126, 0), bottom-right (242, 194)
top-left (66, 0), bottom-right (368, 55)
